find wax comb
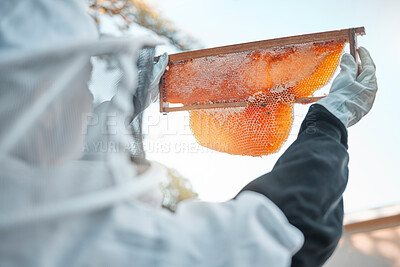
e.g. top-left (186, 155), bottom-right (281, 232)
top-left (160, 27), bottom-right (365, 156)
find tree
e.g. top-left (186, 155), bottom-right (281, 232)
top-left (88, 0), bottom-right (201, 51)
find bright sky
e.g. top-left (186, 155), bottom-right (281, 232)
top-left (143, 0), bottom-right (400, 212)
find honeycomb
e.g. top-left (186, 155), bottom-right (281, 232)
top-left (163, 41), bottom-right (345, 156)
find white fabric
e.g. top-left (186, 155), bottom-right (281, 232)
top-left (317, 47), bottom-right (378, 127)
top-left (0, 190), bottom-right (303, 267)
top-left (147, 53), bottom-right (169, 112)
top-left (0, 0), bottom-right (98, 59)
top-left (0, 1), bottom-right (304, 266)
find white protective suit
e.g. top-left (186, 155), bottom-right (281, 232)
top-left (0, 1), bottom-right (304, 266)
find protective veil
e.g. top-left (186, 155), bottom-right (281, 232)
top-left (0, 1), bottom-right (304, 266)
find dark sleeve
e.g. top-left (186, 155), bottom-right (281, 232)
top-left (237, 104), bottom-right (349, 266)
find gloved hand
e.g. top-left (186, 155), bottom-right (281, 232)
top-left (148, 52), bottom-right (169, 106)
top-left (317, 47), bottom-right (377, 127)
top-left (151, 53), bottom-right (169, 91)
top-left (133, 52), bottom-right (168, 118)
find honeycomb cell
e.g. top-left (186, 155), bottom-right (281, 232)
top-left (163, 40), bottom-right (345, 156)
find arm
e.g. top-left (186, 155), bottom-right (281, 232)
top-left (238, 104), bottom-right (349, 266)
top-left (70, 191), bottom-right (304, 267)
top-left (238, 47), bottom-right (377, 266)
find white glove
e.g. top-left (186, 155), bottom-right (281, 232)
top-left (317, 47), bottom-right (377, 127)
top-left (148, 52), bottom-right (169, 105)
top-left (133, 52), bottom-right (168, 117)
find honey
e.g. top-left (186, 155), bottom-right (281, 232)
top-left (163, 41), bottom-right (345, 156)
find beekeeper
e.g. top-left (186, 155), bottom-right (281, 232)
top-left (0, 1), bottom-right (377, 266)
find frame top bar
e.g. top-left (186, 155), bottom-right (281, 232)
top-left (169, 27), bottom-right (365, 63)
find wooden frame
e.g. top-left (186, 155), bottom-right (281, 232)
top-left (160, 27), bottom-right (366, 113)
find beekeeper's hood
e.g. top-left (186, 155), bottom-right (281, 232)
top-left (0, 0), bottom-right (166, 229)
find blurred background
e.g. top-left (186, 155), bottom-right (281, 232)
top-left (91, 0), bottom-right (400, 211)
top-left (90, 1), bottom-right (400, 265)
